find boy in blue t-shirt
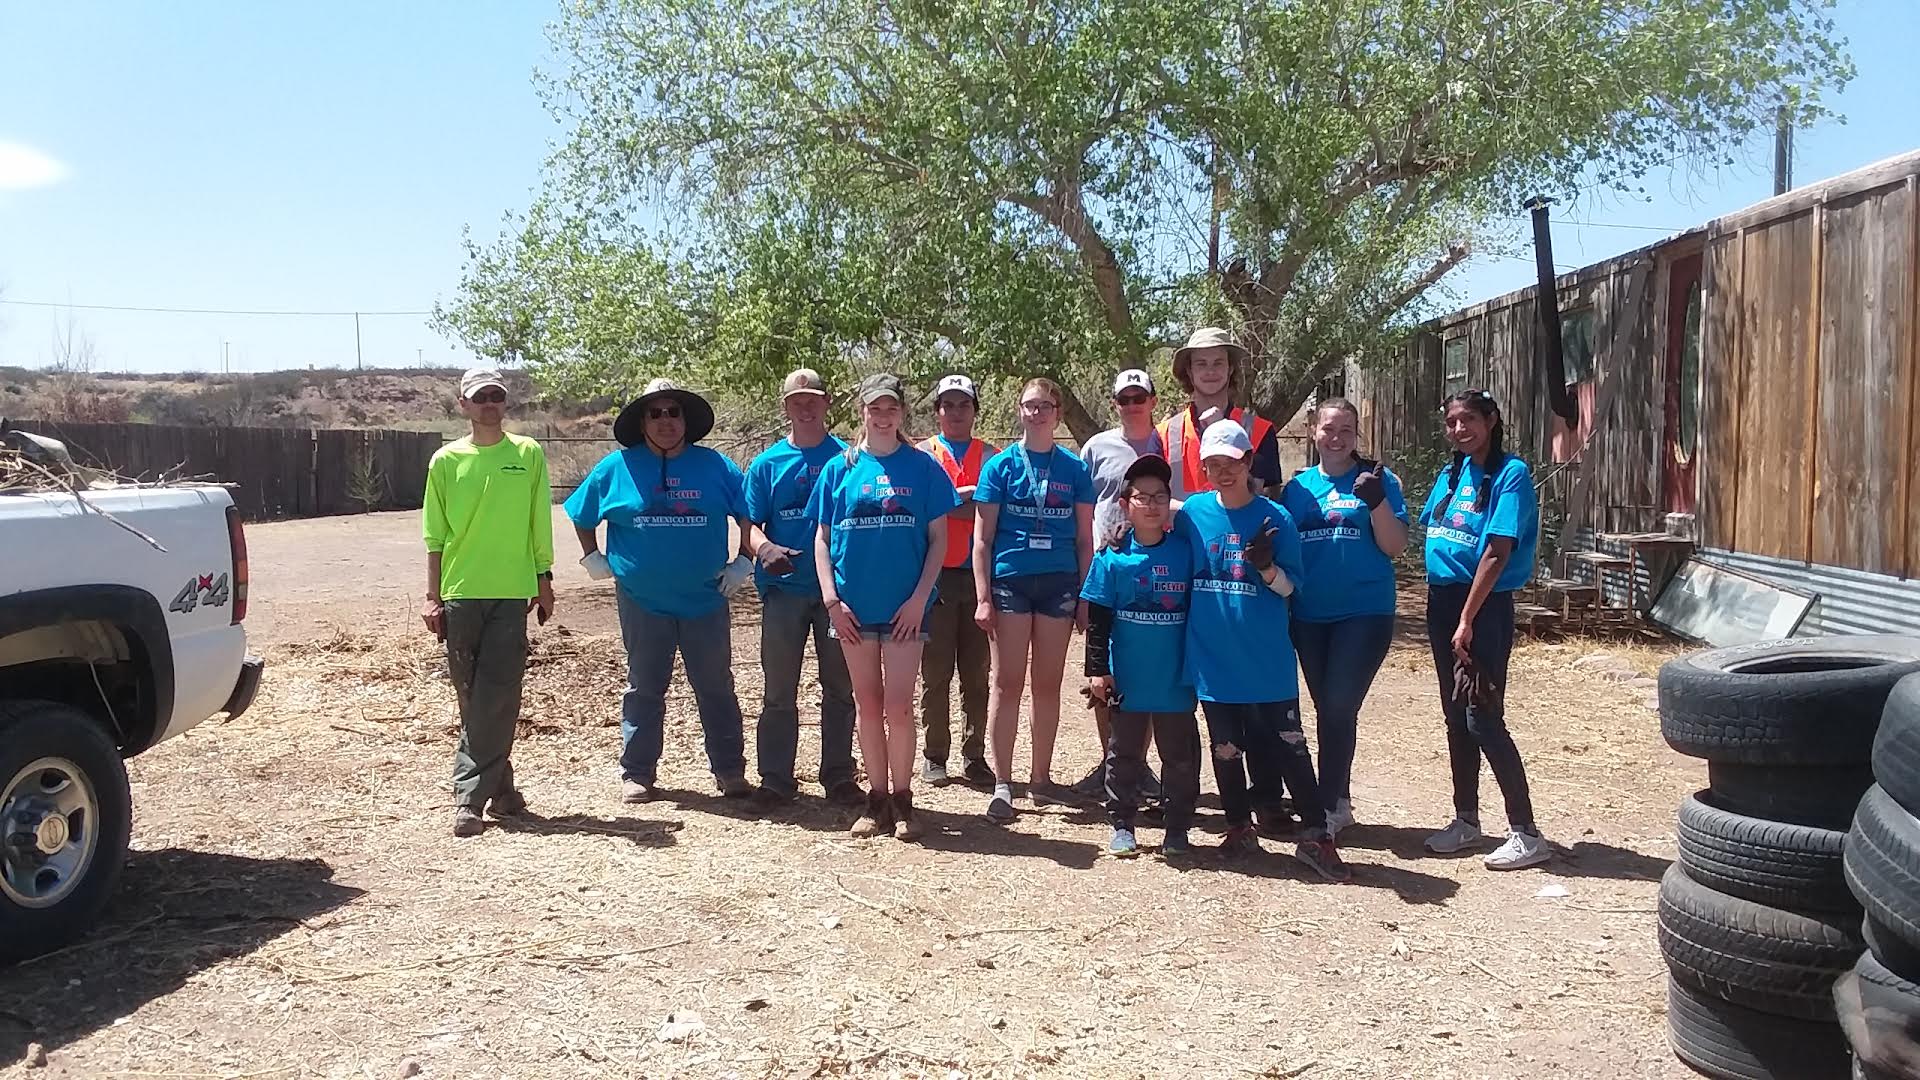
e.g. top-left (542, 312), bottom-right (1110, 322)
top-left (1080, 455), bottom-right (1201, 858)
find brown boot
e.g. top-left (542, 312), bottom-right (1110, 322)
top-left (892, 791), bottom-right (922, 841)
top-left (850, 790), bottom-right (894, 838)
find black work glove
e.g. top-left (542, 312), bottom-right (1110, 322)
top-left (1243, 524), bottom-right (1278, 573)
top-left (1353, 462), bottom-right (1387, 509)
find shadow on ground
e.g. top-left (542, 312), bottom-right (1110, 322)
top-left (1339, 823), bottom-right (1672, 882)
top-left (0, 847), bottom-right (361, 1063)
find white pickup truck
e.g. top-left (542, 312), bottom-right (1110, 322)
top-left (1, 430), bottom-right (262, 962)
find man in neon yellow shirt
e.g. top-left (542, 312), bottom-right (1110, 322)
top-left (422, 368), bottom-right (555, 837)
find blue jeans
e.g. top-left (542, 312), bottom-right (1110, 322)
top-left (1199, 699), bottom-right (1327, 834)
top-left (1292, 614), bottom-right (1395, 813)
top-left (616, 589), bottom-right (747, 784)
top-left (757, 587), bottom-right (856, 795)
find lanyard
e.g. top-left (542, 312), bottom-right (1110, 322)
top-left (1022, 445), bottom-right (1055, 515)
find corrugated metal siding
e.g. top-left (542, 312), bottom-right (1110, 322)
top-left (1692, 548), bottom-right (1920, 637)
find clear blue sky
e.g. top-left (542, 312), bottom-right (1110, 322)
top-left (1, 1), bottom-right (1916, 376)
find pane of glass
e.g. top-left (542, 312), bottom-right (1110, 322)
top-left (1676, 282), bottom-right (1702, 463)
top-left (1560, 308), bottom-right (1596, 383)
top-left (1443, 338), bottom-right (1469, 395)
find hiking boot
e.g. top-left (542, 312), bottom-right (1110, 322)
top-left (962, 759), bottom-right (996, 787)
top-left (1485, 830), bottom-right (1552, 871)
top-left (851, 791), bottom-right (894, 838)
top-left (488, 787), bottom-right (527, 818)
top-left (1255, 807), bottom-right (1299, 841)
top-left (826, 779), bottom-right (867, 807)
top-left (1325, 799), bottom-right (1356, 838)
top-left (1424, 817), bottom-right (1485, 854)
top-left (985, 789), bottom-right (1016, 824)
top-left (1294, 837), bottom-right (1354, 883)
top-left (452, 806), bottom-right (486, 838)
top-left (1161, 830), bottom-right (1194, 857)
top-left (1029, 781), bottom-right (1074, 808)
top-left (1220, 824), bottom-right (1261, 856)
top-left (1071, 764), bottom-right (1107, 800)
top-left (751, 785), bottom-right (797, 809)
top-left (1108, 827), bottom-right (1139, 858)
top-left (621, 779), bottom-right (657, 804)
top-left (716, 772), bottom-right (754, 799)
top-left (922, 759), bottom-right (950, 786)
top-left (891, 791), bottom-right (923, 841)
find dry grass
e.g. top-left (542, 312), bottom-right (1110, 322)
top-left (1, 608), bottom-right (1705, 1079)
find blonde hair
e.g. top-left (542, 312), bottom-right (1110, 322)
top-left (843, 388), bottom-right (913, 464)
top-left (1020, 377), bottom-right (1063, 408)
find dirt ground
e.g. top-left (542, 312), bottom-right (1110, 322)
top-left (3, 509), bottom-right (1710, 1079)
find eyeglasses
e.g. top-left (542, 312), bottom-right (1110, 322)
top-left (1126, 492), bottom-right (1172, 507)
top-left (1020, 400), bottom-right (1059, 414)
top-left (1114, 393), bottom-right (1151, 407)
top-left (648, 406), bottom-right (682, 420)
top-left (467, 389), bottom-right (505, 404)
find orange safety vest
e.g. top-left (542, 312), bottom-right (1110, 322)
top-left (923, 435), bottom-right (987, 569)
top-left (1158, 405), bottom-right (1275, 500)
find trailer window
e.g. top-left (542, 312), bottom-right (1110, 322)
top-left (1561, 308), bottom-right (1596, 384)
top-left (1443, 338), bottom-right (1469, 396)
top-left (1675, 281), bottom-right (1702, 464)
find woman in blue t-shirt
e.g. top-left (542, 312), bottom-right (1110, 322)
top-left (972, 377), bottom-right (1095, 822)
top-left (1418, 390), bottom-right (1549, 871)
top-left (808, 374), bottom-right (958, 842)
top-left (1280, 398), bottom-right (1408, 838)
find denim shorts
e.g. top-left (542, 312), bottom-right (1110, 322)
top-left (828, 620), bottom-right (931, 643)
top-left (990, 571), bottom-right (1079, 619)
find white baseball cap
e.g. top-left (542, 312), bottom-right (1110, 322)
top-left (932, 373), bottom-right (978, 403)
top-left (460, 368), bottom-right (507, 398)
top-left (1111, 369), bottom-right (1156, 396)
top-left (1198, 418), bottom-right (1253, 461)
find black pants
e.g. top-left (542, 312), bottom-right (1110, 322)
top-left (1425, 586), bottom-right (1536, 834)
top-left (1105, 709), bottom-right (1200, 832)
top-left (1200, 699), bottom-right (1328, 834)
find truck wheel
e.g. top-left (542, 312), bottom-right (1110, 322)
top-left (0, 699), bottom-right (132, 964)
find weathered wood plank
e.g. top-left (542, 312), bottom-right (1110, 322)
top-left (1734, 211), bottom-right (1817, 561)
top-left (1699, 231), bottom-right (1744, 550)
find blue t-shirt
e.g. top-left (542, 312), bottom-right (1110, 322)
top-left (565, 444), bottom-right (747, 618)
top-left (806, 443), bottom-right (960, 627)
top-left (745, 435), bottom-right (848, 597)
top-left (1281, 463), bottom-right (1408, 622)
top-left (1080, 532), bottom-right (1196, 714)
top-left (975, 444), bottom-right (1095, 579)
top-left (1420, 455), bottom-right (1539, 592)
top-left (1176, 493), bottom-right (1306, 703)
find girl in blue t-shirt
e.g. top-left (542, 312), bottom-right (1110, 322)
top-left (1417, 390), bottom-right (1549, 871)
top-left (972, 377), bottom-right (1095, 822)
top-left (1280, 397), bottom-right (1409, 838)
top-left (808, 374), bottom-right (958, 842)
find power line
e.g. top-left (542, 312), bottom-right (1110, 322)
top-left (0, 298), bottom-right (431, 317)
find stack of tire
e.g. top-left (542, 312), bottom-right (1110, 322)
top-left (1837, 671), bottom-right (1920, 1079)
top-left (1657, 636), bottom-right (1920, 1080)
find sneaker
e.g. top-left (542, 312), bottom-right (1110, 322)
top-left (962, 759), bottom-right (996, 787)
top-left (621, 779), bottom-right (657, 804)
top-left (851, 792), bottom-right (894, 838)
top-left (922, 759), bottom-right (950, 786)
top-left (1108, 827), bottom-right (1139, 858)
top-left (1161, 830), bottom-right (1194, 857)
top-left (452, 806), bottom-right (486, 837)
top-left (1484, 830), bottom-right (1552, 870)
top-left (488, 788), bottom-right (527, 818)
top-left (1071, 765), bottom-right (1107, 800)
top-left (891, 791), bottom-right (923, 841)
top-left (986, 791), bottom-right (1016, 824)
top-left (1325, 799), bottom-right (1355, 838)
top-left (716, 773), bottom-right (754, 799)
top-left (1220, 824), bottom-right (1261, 856)
top-left (826, 780), bottom-right (867, 807)
top-left (1293, 838), bottom-right (1354, 883)
top-left (1424, 817), bottom-right (1485, 854)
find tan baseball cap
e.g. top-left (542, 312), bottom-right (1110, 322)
top-left (459, 368), bottom-right (507, 399)
top-left (781, 368), bottom-right (828, 398)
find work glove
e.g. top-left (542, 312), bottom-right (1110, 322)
top-left (1243, 524), bottom-right (1278, 573)
top-left (580, 552), bottom-right (614, 581)
top-left (720, 554), bottom-right (754, 597)
top-left (756, 541), bottom-right (801, 577)
top-left (1353, 463), bottom-right (1388, 509)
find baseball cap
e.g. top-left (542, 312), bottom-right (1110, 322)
top-left (931, 373), bottom-right (978, 403)
top-left (1198, 419), bottom-right (1253, 461)
top-left (1123, 453), bottom-right (1172, 486)
top-left (858, 373), bottom-right (906, 405)
top-left (781, 368), bottom-right (828, 398)
top-left (1111, 369), bottom-right (1156, 396)
top-left (460, 368), bottom-right (507, 399)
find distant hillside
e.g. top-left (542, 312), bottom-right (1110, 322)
top-left (0, 366), bottom-right (614, 435)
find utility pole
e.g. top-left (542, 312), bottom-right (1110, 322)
top-left (222, 340), bottom-right (230, 375)
top-left (354, 312), bottom-right (364, 370)
top-left (1773, 104), bottom-right (1794, 196)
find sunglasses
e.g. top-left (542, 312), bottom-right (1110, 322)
top-left (467, 388), bottom-right (506, 404)
top-left (648, 406), bottom-right (683, 420)
top-left (1114, 392), bottom-right (1151, 407)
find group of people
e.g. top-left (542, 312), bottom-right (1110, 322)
top-left (420, 327), bottom-right (1552, 881)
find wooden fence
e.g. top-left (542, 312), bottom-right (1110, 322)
top-left (18, 420), bottom-right (442, 520)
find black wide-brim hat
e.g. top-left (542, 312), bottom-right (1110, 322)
top-left (613, 377), bottom-right (715, 448)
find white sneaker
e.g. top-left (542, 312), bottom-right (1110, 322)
top-left (1485, 831), bottom-right (1551, 870)
top-left (1325, 799), bottom-right (1356, 838)
top-left (1424, 817), bottom-right (1484, 854)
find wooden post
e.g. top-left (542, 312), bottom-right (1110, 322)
top-left (1804, 204), bottom-right (1825, 564)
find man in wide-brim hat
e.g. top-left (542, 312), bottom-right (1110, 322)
top-left (1159, 327), bottom-right (1280, 501)
top-left (565, 377), bottom-right (758, 803)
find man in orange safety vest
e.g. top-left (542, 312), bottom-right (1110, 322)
top-left (919, 374), bottom-right (1000, 787)
top-left (1158, 326), bottom-right (1281, 500)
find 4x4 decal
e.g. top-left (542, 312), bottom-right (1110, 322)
top-left (168, 573), bottom-right (231, 614)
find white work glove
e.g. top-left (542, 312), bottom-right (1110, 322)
top-left (580, 552), bottom-right (614, 581)
top-left (719, 554), bottom-right (754, 598)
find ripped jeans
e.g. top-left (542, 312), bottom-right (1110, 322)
top-left (1200, 699), bottom-right (1329, 836)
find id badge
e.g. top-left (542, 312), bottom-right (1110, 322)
top-left (1027, 533), bottom-right (1054, 551)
